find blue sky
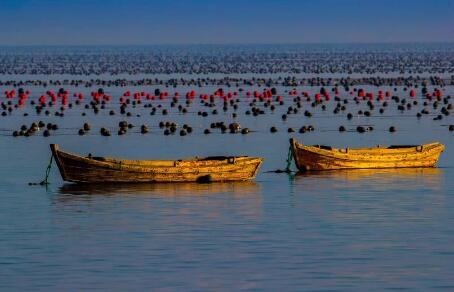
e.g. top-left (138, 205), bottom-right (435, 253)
top-left (0, 0), bottom-right (453, 45)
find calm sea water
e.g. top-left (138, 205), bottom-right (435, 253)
top-left (0, 76), bottom-right (453, 290)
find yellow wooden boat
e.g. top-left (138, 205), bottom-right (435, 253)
top-left (290, 138), bottom-right (445, 171)
top-left (50, 144), bottom-right (263, 183)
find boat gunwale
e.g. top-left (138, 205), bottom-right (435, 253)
top-left (52, 145), bottom-right (263, 167)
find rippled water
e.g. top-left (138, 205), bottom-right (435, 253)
top-left (1, 79), bottom-right (453, 290)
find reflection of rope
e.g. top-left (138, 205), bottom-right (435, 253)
top-left (286, 145), bottom-right (293, 172)
top-left (28, 154), bottom-right (53, 186)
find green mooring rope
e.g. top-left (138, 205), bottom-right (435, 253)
top-left (40, 154), bottom-right (53, 185)
top-left (265, 145), bottom-right (295, 174)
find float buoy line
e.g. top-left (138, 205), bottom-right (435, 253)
top-left (29, 154), bottom-right (53, 186)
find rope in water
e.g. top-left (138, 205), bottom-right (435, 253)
top-left (264, 144), bottom-right (296, 174)
top-left (29, 154), bottom-right (53, 186)
top-left (41, 154), bottom-right (53, 185)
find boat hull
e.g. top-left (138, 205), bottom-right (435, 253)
top-left (50, 144), bottom-right (263, 183)
top-left (290, 139), bottom-right (445, 171)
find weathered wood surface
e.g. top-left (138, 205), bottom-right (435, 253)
top-left (290, 138), bottom-right (445, 171)
top-left (50, 144), bottom-right (263, 183)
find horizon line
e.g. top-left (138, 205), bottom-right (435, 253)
top-left (0, 41), bottom-right (454, 47)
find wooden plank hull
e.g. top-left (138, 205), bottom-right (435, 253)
top-left (50, 144), bottom-right (263, 183)
top-left (290, 138), bottom-right (445, 171)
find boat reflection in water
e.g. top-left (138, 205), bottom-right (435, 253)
top-left (290, 168), bottom-right (445, 222)
top-left (55, 181), bottom-right (263, 221)
top-left (292, 167), bottom-right (444, 193)
top-left (57, 181), bottom-right (261, 198)
top-left (294, 167), bottom-right (443, 183)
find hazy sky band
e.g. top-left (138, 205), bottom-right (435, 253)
top-left (1, 0), bottom-right (453, 45)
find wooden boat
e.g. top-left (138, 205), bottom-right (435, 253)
top-left (50, 144), bottom-right (263, 183)
top-left (290, 138), bottom-right (445, 171)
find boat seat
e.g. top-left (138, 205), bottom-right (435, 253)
top-left (387, 145), bottom-right (418, 149)
top-left (313, 145), bottom-right (333, 151)
top-left (201, 156), bottom-right (235, 161)
top-left (87, 156), bottom-right (107, 161)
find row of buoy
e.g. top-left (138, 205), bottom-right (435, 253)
top-left (2, 85), bottom-right (452, 139)
top-left (203, 122), bottom-right (250, 135)
top-left (12, 121), bottom-right (58, 137)
top-left (0, 85), bottom-right (449, 106)
top-left (11, 123), bottom-right (454, 137)
top-left (1, 87), bottom-right (450, 113)
top-left (4, 98), bottom-right (451, 125)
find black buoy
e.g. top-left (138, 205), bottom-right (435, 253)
top-left (100, 127), bottom-right (111, 136)
top-left (141, 125), bottom-right (149, 134)
top-left (241, 128), bottom-right (250, 134)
